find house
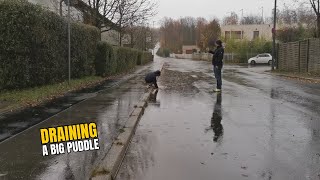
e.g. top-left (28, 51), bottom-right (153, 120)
top-left (28, 0), bottom-right (121, 46)
top-left (28, 0), bottom-right (83, 22)
top-left (221, 24), bottom-right (273, 41)
top-left (182, 45), bottom-right (200, 54)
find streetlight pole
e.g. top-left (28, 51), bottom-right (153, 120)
top-left (272, 0), bottom-right (277, 71)
top-left (240, 9), bottom-right (244, 24)
top-left (67, 0), bottom-right (71, 84)
top-left (260, 7), bottom-right (264, 24)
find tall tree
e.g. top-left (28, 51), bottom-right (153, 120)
top-left (116, 0), bottom-right (157, 45)
top-left (241, 15), bottom-right (263, 24)
top-left (159, 17), bottom-right (221, 53)
top-left (202, 19), bottom-right (221, 48)
top-left (223, 12), bottom-right (239, 25)
top-left (66, 0), bottom-right (157, 36)
top-left (196, 17), bottom-right (207, 50)
top-left (308, 0), bottom-right (320, 37)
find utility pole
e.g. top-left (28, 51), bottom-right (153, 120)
top-left (260, 7), bottom-right (264, 24)
top-left (272, 0), bottom-right (277, 71)
top-left (67, 0), bottom-right (71, 84)
top-left (240, 9), bottom-right (244, 24)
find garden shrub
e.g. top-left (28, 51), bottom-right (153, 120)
top-left (0, 0), bottom-right (100, 89)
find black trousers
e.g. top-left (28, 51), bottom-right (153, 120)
top-left (213, 66), bottom-right (222, 89)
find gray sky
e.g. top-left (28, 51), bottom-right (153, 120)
top-left (151, 0), bottom-right (293, 26)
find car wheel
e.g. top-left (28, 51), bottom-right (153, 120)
top-left (268, 60), bottom-right (272, 65)
top-left (250, 60), bottom-right (256, 65)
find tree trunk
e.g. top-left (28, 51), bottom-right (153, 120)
top-left (59, 0), bottom-right (63, 16)
top-left (119, 31), bottom-right (123, 46)
top-left (130, 31), bottom-right (134, 48)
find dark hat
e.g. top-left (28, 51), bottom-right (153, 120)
top-left (155, 70), bottom-right (161, 76)
top-left (216, 40), bottom-right (222, 46)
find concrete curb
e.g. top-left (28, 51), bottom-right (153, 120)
top-left (90, 63), bottom-right (164, 180)
top-left (275, 74), bottom-right (320, 83)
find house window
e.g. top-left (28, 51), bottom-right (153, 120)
top-left (231, 31), bottom-right (242, 39)
top-left (253, 31), bottom-right (259, 39)
top-left (225, 31), bottom-right (231, 40)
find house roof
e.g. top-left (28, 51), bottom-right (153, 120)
top-left (68, 0), bottom-right (120, 31)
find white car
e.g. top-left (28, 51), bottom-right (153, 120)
top-left (248, 53), bottom-right (273, 65)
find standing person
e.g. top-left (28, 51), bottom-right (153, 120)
top-left (145, 70), bottom-right (161, 89)
top-left (209, 40), bottom-right (224, 92)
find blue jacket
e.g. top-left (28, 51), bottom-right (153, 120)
top-left (209, 46), bottom-right (224, 68)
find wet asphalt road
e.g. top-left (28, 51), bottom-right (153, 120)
top-left (117, 57), bottom-right (320, 180)
top-left (0, 60), bottom-right (163, 180)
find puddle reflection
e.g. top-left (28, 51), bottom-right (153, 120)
top-left (149, 89), bottom-right (160, 107)
top-left (206, 93), bottom-right (223, 142)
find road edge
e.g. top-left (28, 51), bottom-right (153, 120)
top-left (90, 64), bottom-right (164, 180)
top-left (267, 71), bottom-right (320, 84)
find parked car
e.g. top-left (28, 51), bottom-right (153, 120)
top-left (248, 53), bottom-right (273, 65)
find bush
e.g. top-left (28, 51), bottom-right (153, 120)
top-left (137, 51), bottom-right (153, 65)
top-left (224, 38), bottom-right (272, 63)
top-left (95, 42), bottom-right (116, 76)
top-left (141, 51), bottom-right (153, 65)
top-left (156, 48), bottom-right (170, 57)
top-left (0, 0), bottom-right (100, 89)
top-left (95, 42), bottom-right (153, 76)
top-left (114, 47), bottom-right (138, 73)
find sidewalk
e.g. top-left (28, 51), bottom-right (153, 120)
top-left (269, 71), bottom-right (320, 84)
top-left (0, 59), bottom-right (163, 180)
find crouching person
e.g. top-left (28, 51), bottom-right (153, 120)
top-left (145, 70), bottom-right (161, 89)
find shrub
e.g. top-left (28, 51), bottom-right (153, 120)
top-left (224, 37), bottom-right (273, 63)
top-left (114, 47), bottom-right (139, 72)
top-left (95, 42), bottom-right (116, 76)
top-left (95, 42), bottom-right (153, 76)
top-left (156, 48), bottom-right (170, 57)
top-left (0, 0), bottom-right (100, 89)
top-left (137, 51), bottom-right (153, 65)
top-left (141, 51), bottom-right (153, 65)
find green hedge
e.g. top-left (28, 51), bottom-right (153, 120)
top-left (140, 51), bottom-right (153, 65)
top-left (95, 42), bottom-right (115, 76)
top-left (156, 48), bottom-right (170, 57)
top-left (0, 0), bottom-right (100, 89)
top-left (95, 42), bottom-right (153, 76)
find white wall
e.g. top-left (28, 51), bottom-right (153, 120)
top-left (28, 0), bottom-right (83, 22)
top-left (221, 24), bottom-right (273, 41)
top-left (101, 29), bottom-right (120, 46)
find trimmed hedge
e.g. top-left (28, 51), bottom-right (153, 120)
top-left (156, 48), bottom-right (170, 57)
top-left (95, 42), bottom-right (116, 76)
top-left (141, 51), bottom-right (154, 65)
top-left (95, 42), bottom-right (153, 77)
top-left (0, 0), bottom-right (100, 89)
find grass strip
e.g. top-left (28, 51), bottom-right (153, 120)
top-left (0, 76), bottom-right (104, 113)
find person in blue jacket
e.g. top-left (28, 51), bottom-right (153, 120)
top-left (209, 40), bottom-right (224, 92)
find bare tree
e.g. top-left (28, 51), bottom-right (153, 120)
top-left (201, 19), bottom-right (221, 48)
top-left (308, 0), bottom-right (320, 37)
top-left (241, 15), bottom-right (263, 25)
top-left (116, 0), bottom-right (157, 45)
top-left (196, 17), bottom-right (207, 50)
top-left (62, 0), bottom-right (157, 39)
top-left (223, 12), bottom-right (239, 25)
top-left (159, 17), bottom-right (221, 53)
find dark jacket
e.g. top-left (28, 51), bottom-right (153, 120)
top-left (145, 71), bottom-right (160, 88)
top-left (209, 46), bottom-right (224, 68)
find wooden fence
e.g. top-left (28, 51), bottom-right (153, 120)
top-left (277, 39), bottom-right (320, 73)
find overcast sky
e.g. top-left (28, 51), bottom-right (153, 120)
top-left (151, 0), bottom-right (294, 26)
